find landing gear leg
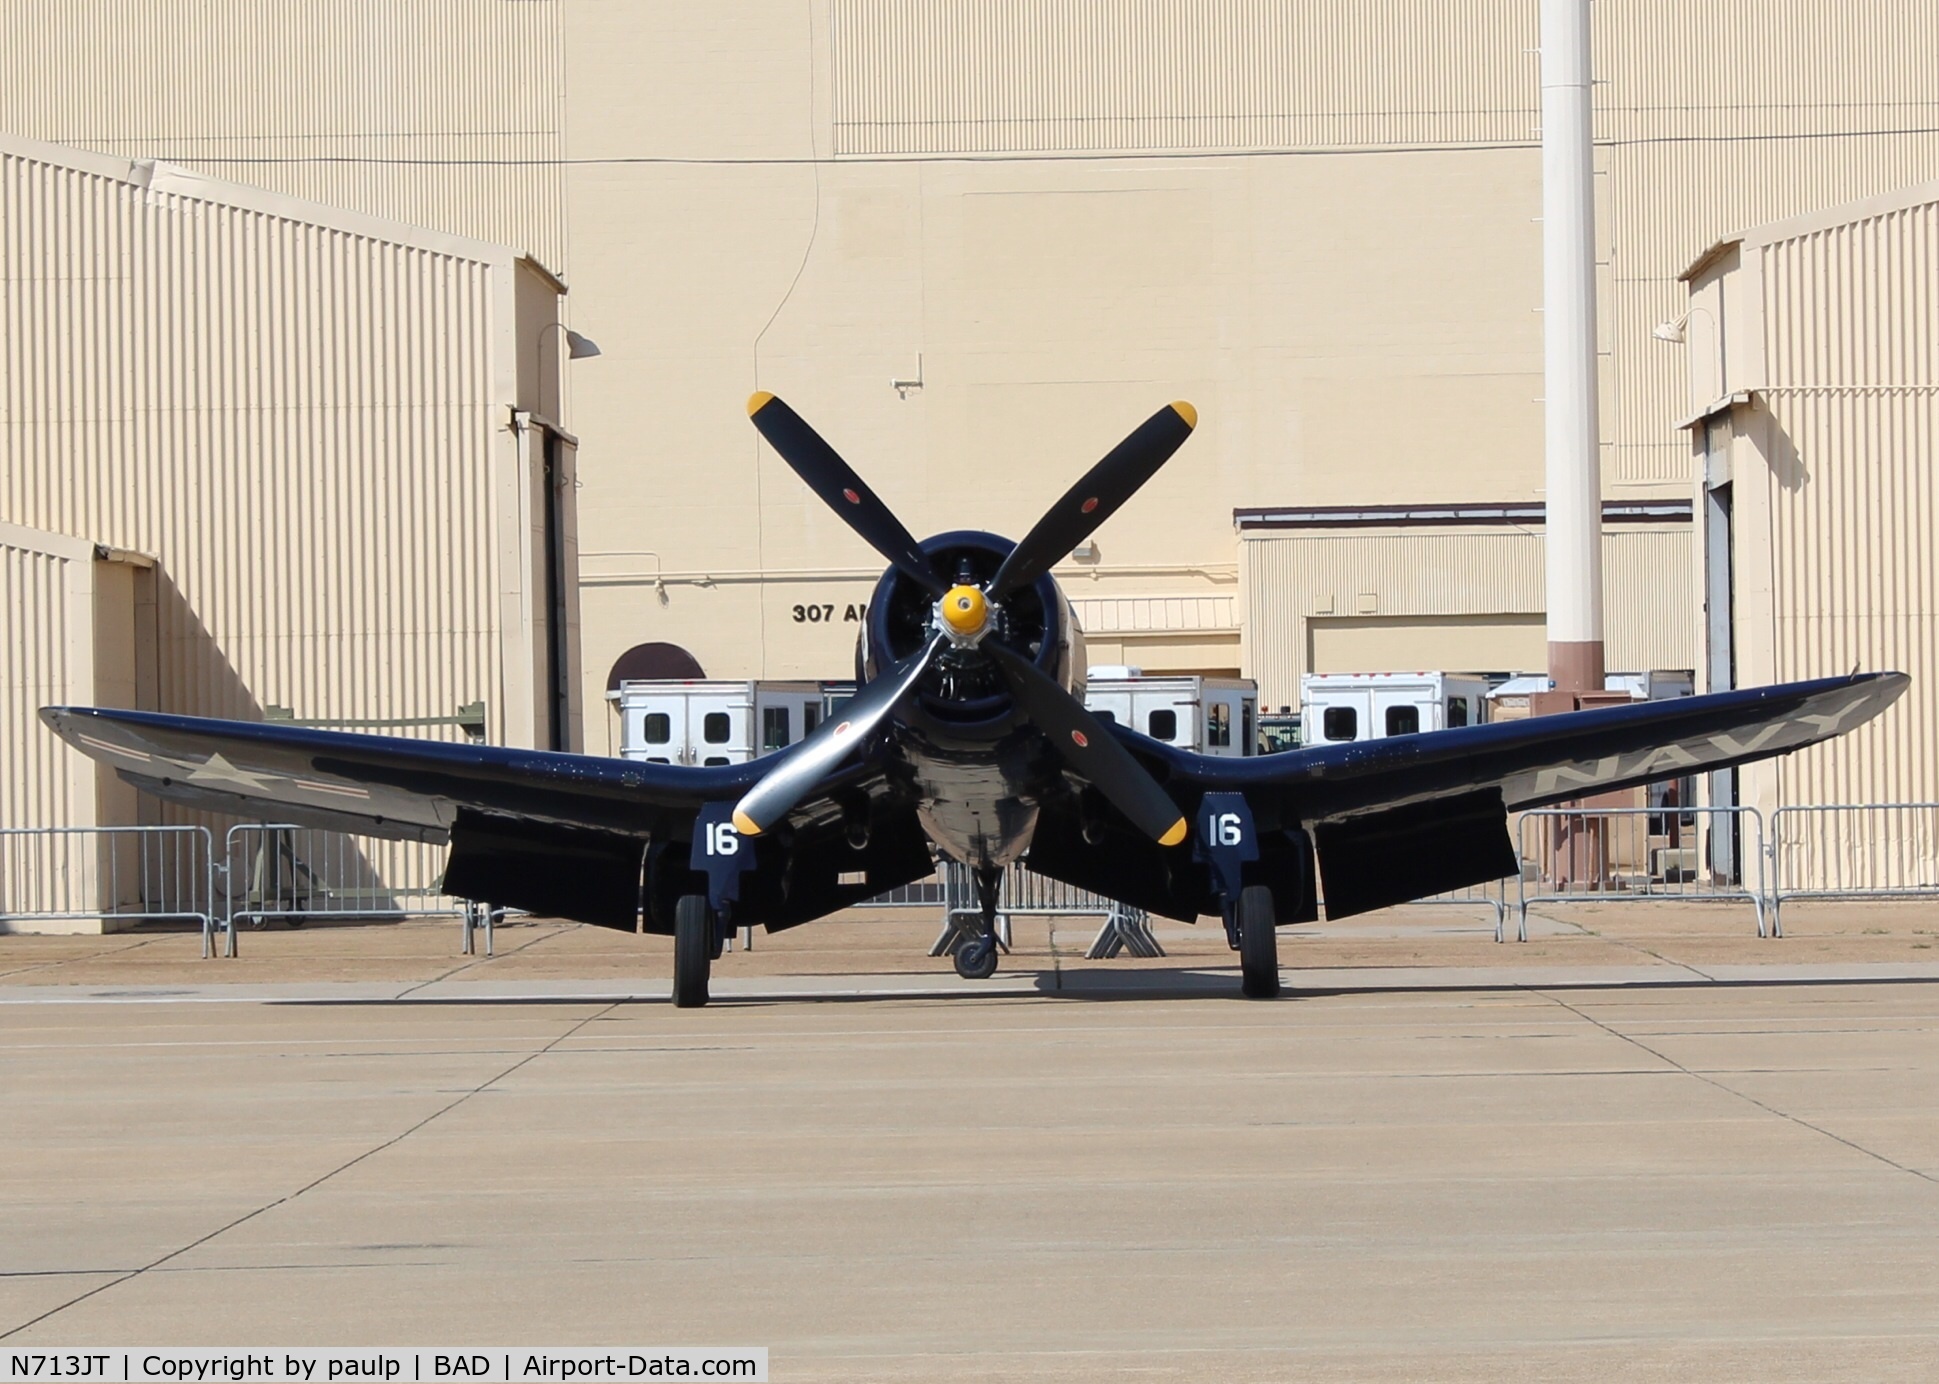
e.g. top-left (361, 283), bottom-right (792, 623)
top-left (1237, 884), bottom-right (1280, 1000)
top-left (954, 866), bottom-right (1002, 981)
top-left (673, 893), bottom-right (714, 1008)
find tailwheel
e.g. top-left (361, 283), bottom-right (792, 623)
top-left (953, 863), bottom-right (1003, 980)
top-left (953, 933), bottom-right (999, 980)
top-left (1237, 884), bottom-right (1280, 999)
top-left (673, 893), bottom-right (714, 1008)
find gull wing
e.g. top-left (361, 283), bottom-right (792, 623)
top-left (40, 705), bottom-right (841, 843)
top-left (1160, 672), bottom-right (1907, 820)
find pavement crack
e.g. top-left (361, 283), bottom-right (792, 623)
top-left (0, 934), bottom-right (172, 982)
top-left (1528, 907), bottom-right (1715, 978)
top-left (0, 998), bottom-right (626, 1341)
top-left (1536, 988), bottom-right (1937, 1188)
top-left (394, 923), bottom-right (574, 997)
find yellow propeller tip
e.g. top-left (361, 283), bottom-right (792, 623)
top-left (747, 390), bottom-right (775, 417)
top-left (732, 809), bottom-right (762, 837)
top-left (1158, 818), bottom-right (1189, 847)
top-left (1170, 400), bottom-right (1198, 429)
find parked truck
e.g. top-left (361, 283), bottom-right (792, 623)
top-left (613, 670), bottom-right (1261, 764)
top-left (1300, 671), bottom-right (1492, 745)
top-left (1083, 668), bottom-right (1257, 757)
top-left (610, 679), bottom-right (823, 764)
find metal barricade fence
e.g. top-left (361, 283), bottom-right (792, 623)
top-left (933, 860), bottom-right (1163, 959)
top-left (1768, 803), bottom-right (1939, 934)
top-left (1515, 805), bottom-right (1767, 940)
top-left (222, 824), bottom-right (464, 935)
top-left (0, 825), bottom-right (223, 955)
top-left (25, 806), bottom-right (1915, 965)
top-left (857, 874), bottom-right (947, 907)
top-left (1391, 879), bottom-right (1512, 942)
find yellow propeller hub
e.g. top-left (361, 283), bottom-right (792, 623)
top-left (940, 584), bottom-right (990, 638)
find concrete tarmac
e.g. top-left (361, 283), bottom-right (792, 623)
top-left (2, 909), bottom-right (1937, 1380)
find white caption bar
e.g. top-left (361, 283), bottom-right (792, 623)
top-left (1, 1352), bottom-right (767, 1384)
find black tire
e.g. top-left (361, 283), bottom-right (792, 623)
top-left (953, 933), bottom-right (999, 980)
top-left (1238, 884), bottom-right (1280, 999)
top-left (673, 894), bottom-right (713, 1008)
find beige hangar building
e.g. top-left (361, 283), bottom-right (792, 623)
top-left (4, 1), bottom-right (1937, 823)
top-left (0, 134), bottom-right (582, 861)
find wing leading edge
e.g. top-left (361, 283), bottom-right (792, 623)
top-left (1148, 672), bottom-right (1907, 821)
top-left (38, 705), bottom-right (838, 842)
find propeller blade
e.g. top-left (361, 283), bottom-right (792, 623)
top-left (988, 401), bottom-right (1197, 601)
top-left (984, 642), bottom-right (1188, 847)
top-left (732, 633), bottom-right (946, 837)
top-left (747, 391), bottom-right (944, 597)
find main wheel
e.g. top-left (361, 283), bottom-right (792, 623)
top-left (1238, 884), bottom-right (1280, 999)
top-left (672, 894), bottom-right (713, 1009)
top-left (953, 933), bottom-right (999, 980)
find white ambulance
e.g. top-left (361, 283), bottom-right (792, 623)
top-left (1300, 671), bottom-right (1492, 746)
top-left (610, 680), bottom-right (824, 765)
top-left (1082, 668), bottom-right (1258, 757)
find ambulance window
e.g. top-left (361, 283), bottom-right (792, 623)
top-left (643, 712), bottom-right (671, 745)
top-left (804, 704), bottom-right (821, 734)
top-left (1093, 709), bottom-right (1116, 723)
top-left (1148, 709), bottom-right (1178, 740)
top-left (1322, 706), bottom-right (1358, 742)
top-left (762, 706), bottom-right (790, 750)
top-left (1447, 697), bottom-right (1469, 727)
top-left (703, 756), bottom-right (729, 766)
top-left (703, 711), bottom-right (731, 743)
top-left (1208, 702), bottom-right (1231, 747)
top-left (1386, 705), bottom-right (1420, 736)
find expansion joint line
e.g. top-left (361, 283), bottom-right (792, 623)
top-left (394, 921), bottom-right (575, 998)
top-left (0, 1000), bottom-right (628, 1340)
top-left (1536, 989), bottom-right (1937, 1188)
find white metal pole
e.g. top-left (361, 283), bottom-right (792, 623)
top-left (1541, 0), bottom-right (1605, 694)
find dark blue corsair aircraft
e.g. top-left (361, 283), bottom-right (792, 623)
top-left (45, 395), bottom-right (1906, 1006)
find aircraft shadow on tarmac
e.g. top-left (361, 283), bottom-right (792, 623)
top-left (276, 968), bottom-right (1939, 1009)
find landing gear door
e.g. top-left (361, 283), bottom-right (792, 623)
top-left (689, 802), bottom-right (757, 911)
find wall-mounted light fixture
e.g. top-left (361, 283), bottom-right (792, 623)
top-left (1651, 306), bottom-right (1714, 344)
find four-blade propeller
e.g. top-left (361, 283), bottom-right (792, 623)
top-left (734, 393), bottom-right (1197, 847)
top-left (747, 392), bottom-right (945, 598)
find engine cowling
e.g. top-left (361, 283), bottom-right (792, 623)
top-left (862, 530), bottom-right (1081, 740)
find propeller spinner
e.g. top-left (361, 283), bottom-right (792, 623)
top-left (735, 394), bottom-right (1198, 846)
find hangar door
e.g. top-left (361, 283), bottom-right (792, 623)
top-left (515, 412), bottom-right (584, 752)
top-left (1309, 614), bottom-right (1544, 675)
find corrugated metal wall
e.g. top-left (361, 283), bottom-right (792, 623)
top-left (0, 526), bottom-right (94, 838)
top-left (1243, 526), bottom-right (1694, 708)
top-left (1070, 594), bottom-right (1237, 638)
top-left (1738, 198), bottom-right (1939, 810)
top-left (0, 0), bottom-right (567, 271)
top-left (0, 138), bottom-right (516, 753)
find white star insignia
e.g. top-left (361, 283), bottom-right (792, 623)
top-left (182, 752), bottom-right (282, 793)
